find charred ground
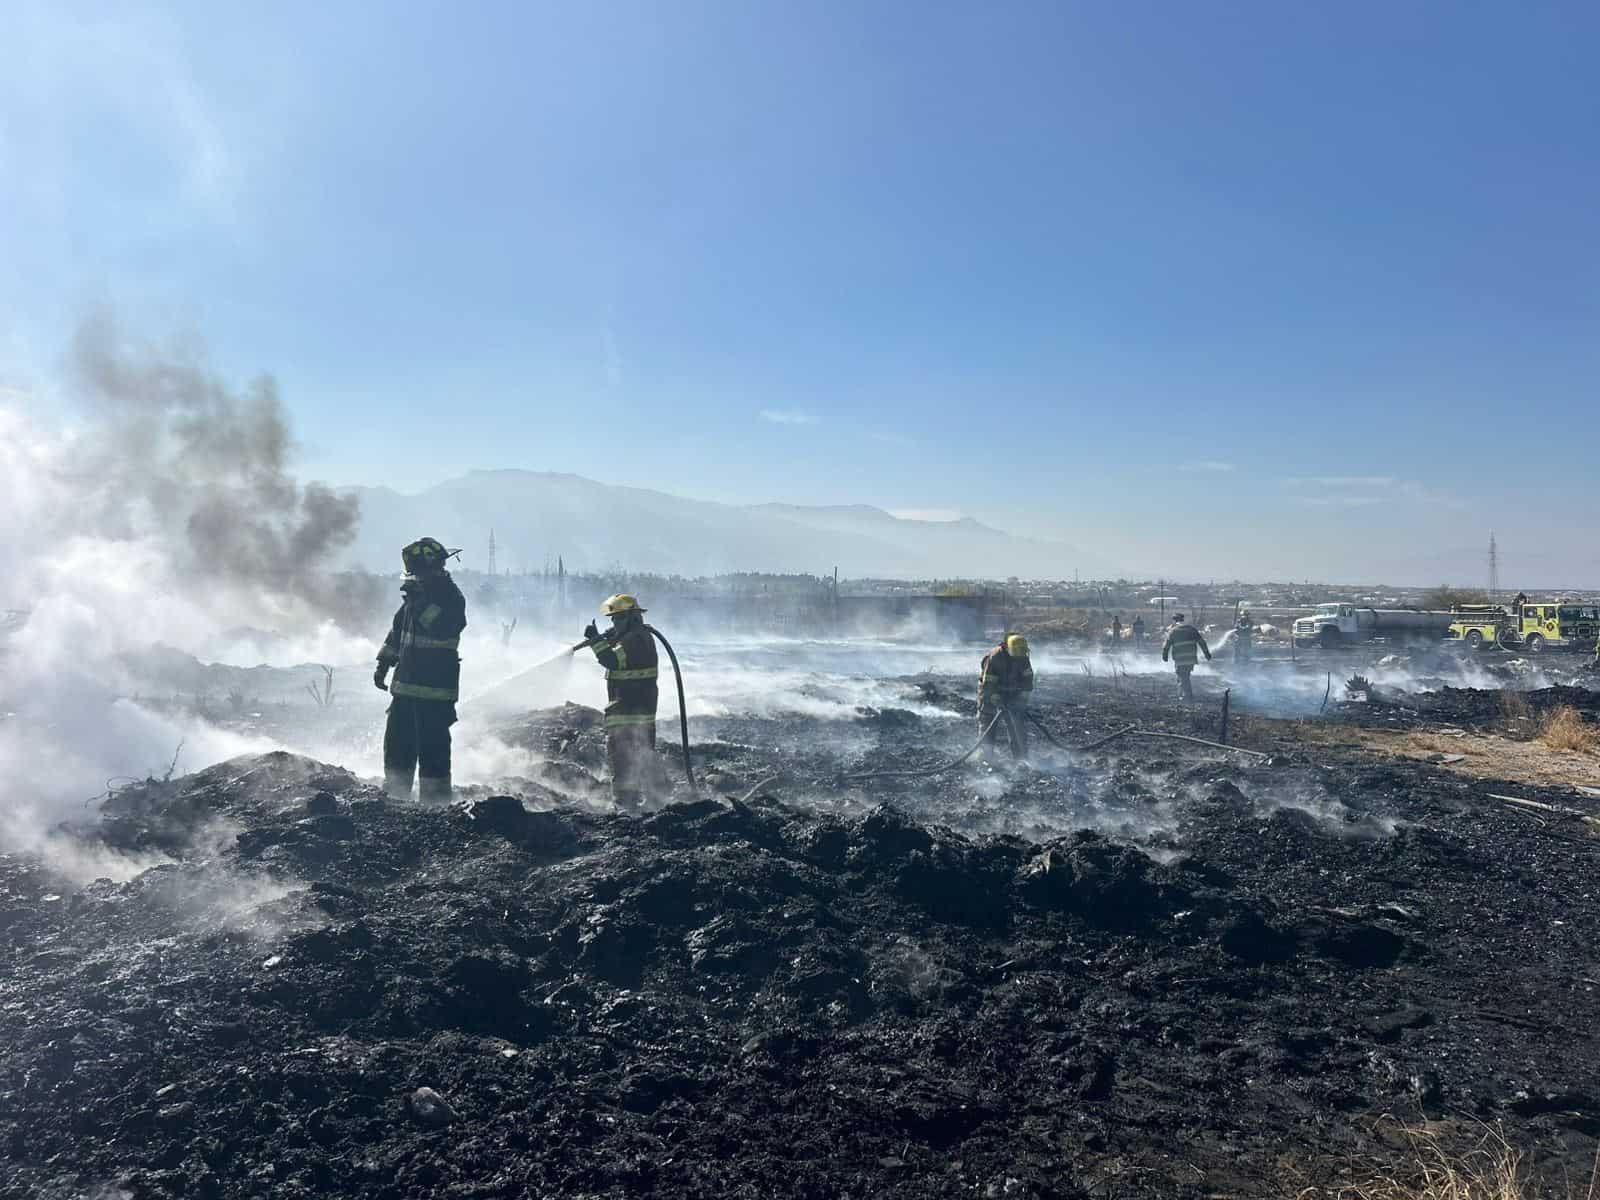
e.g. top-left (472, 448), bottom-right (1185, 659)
top-left (4, 662), bottom-right (1600, 1199)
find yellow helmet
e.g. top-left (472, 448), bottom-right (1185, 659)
top-left (1006, 634), bottom-right (1030, 658)
top-left (601, 593), bottom-right (645, 616)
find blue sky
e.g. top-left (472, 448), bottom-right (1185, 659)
top-left (3, 1), bottom-right (1598, 583)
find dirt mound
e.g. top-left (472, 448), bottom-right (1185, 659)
top-left (5, 686), bottom-right (1600, 1197)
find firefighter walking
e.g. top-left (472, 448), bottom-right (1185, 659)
top-left (978, 633), bottom-right (1034, 761)
top-left (1161, 614), bottom-right (1211, 701)
top-left (584, 594), bottom-right (661, 809)
top-left (374, 537), bottom-right (467, 801)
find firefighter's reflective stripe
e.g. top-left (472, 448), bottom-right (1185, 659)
top-left (418, 603), bottom-right (444, 628)
top-left (1167, 636), bottom-right (1201, 665)
top-left (606, 667), bottom-right (658, 680)
top-left (391, 681), bottom-right (458, 702)
top-left (401, 634), bottom-right (460, 650)
top-left (605, 713), bottom-right (657, 729)
top-left (980, 663), bottom-right (1020, 695)
top-left (590, 638), bottom-right (625, 664)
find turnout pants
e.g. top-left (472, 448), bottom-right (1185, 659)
top-left (606, 719), bottom-right (659, 808)
top-left (384, 696), bottom-right (456, 800)
top-left (1175, 665), bottom-right (1195, 700)
top-left (978, 697), bottom-right (1028, 760)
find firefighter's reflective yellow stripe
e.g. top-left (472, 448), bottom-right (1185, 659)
top-left (401, 634), bottom-right (460, 650)
top-left (418, 603), bottom-right (444, 628)
top-left (605, 667), bottom-right (658, 680)
top-left (1167, 641), bottom-right (1201, 665)
top-left (604, 713), bottom-right (657, 728)
top-left (390, 682), bottom-right (458, 701)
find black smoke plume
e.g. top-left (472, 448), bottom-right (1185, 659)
top-left (60, 311), bottom-right (378, 627)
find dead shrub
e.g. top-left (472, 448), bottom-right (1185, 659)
top-left (1539, 707), bottom-right (1599, 754)
top-left (1500, 690), bottom-right (1531, 724)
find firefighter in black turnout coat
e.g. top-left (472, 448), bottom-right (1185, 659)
top-left (584, 593), bottom-right (660, 809)
top-left (374, 537), bottom-right (467, 801)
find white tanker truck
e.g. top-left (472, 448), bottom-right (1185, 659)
top-left (1292, 603), bottom-right (1456, 650)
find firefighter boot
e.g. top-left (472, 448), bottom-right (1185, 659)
top-left (418, 774), bottom-right (453, 804)
top-left (384, 770), bottom-right (414, 800)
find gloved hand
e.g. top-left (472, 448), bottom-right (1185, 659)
top-left (400, 578), bottom-right (422, 600)
top-left (583, 621), bottom-right (601, 643)
top-left (373, 663), bottom-right (390, 691)
top-left (1204, 652), bottom-right (1213, 662)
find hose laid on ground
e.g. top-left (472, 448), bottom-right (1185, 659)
top-left (736, 774), bottom-right (780, 804)
top-left (841, 711), bottom-right (1005, 782)
top-left (1026, 711), bottom-right (1071, 751)
top-left (647, 625), bottom-right (697, 791)
top-left (1078, 726), bottom-right (1270, 759)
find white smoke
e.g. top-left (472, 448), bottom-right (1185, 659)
top-left (0, 317), bottom-right (368, 849)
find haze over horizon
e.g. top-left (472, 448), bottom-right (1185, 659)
top-left (5, 2), bottom-right (1598, 586)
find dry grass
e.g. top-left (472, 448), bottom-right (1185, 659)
top-left (1288, 722), bottom-right (1600, 790)
top-left (1501, 690), bottom-right (1532, 724)
top-left (1295, 1122), bottom-right (1597, 1200)
top-left (1539, 707), bottom-right (1600, 754)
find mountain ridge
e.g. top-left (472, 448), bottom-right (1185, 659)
top-left (340, 469), bottom-right (1110, 579)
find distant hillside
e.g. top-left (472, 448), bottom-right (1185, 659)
top-left (342, 470), bottom-right (1110, 579)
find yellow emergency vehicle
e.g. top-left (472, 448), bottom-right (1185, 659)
top-left (1506, 601), bottom-right (1600, 652)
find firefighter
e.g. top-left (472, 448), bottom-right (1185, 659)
top-left (1233, 610), bottom-right (1253, 665)
top-left (374, 537), bottom-right (467, 801)
top-left (584, 594), bottom-right (660, 809)
top-left (1161, 614), bottom-right (1211, 700)
top-left (978, 633), bottom-right (1034, 761)
top-left (1131, 614), bottom-right (1146, 648)
top-left (1110, 614), bottom-right (1123, 651)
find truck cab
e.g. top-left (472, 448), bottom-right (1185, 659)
top-left (1511, 602), bottom-right (1600, 652)
top-left (1293, 603), bottom-right (1357, 649)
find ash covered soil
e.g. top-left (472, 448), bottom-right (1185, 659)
top-left (6, 665), bottom-right (1600, 1198)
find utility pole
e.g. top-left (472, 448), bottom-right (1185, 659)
top-left (487, 528), bottom-right (497, 578)
top-left (1488, 531), bottom-right (1499, 601)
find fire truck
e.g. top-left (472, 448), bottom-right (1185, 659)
top-left (1444, 600), bottom-right (1600, 652)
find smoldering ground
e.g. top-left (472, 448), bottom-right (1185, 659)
top-left (10, 667), bottom-right (1600, 1199)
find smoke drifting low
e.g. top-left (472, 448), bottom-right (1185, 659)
top-left (0, 314), bottom-right (376, 841)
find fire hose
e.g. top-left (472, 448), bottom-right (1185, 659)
top-left (841, 711), bottom-right (1006, 781)
top-left (572, 625), bottom-right (697, 791)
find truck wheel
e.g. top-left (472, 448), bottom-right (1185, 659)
top-left (1525, 633), bottom-right (1544, 653)
top-left (1465, 629), bottom-right (1483, 649)
top-left (1319, 626), bottom-right (1342, 650)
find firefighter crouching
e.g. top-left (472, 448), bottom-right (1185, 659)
top-left (374, 537), bottom-right (467, 801)
top-left (585, 594), bottom-right (661, 809)
top-left (1161, 613), bottom-right (1211, 701)
top-left (979, 633), bottom-right (1034, 761)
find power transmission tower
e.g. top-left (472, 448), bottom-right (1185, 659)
top-left (1488, 532), bottom-right (1499, 601)
top-left (488, 528), bottom-right (497, 578)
